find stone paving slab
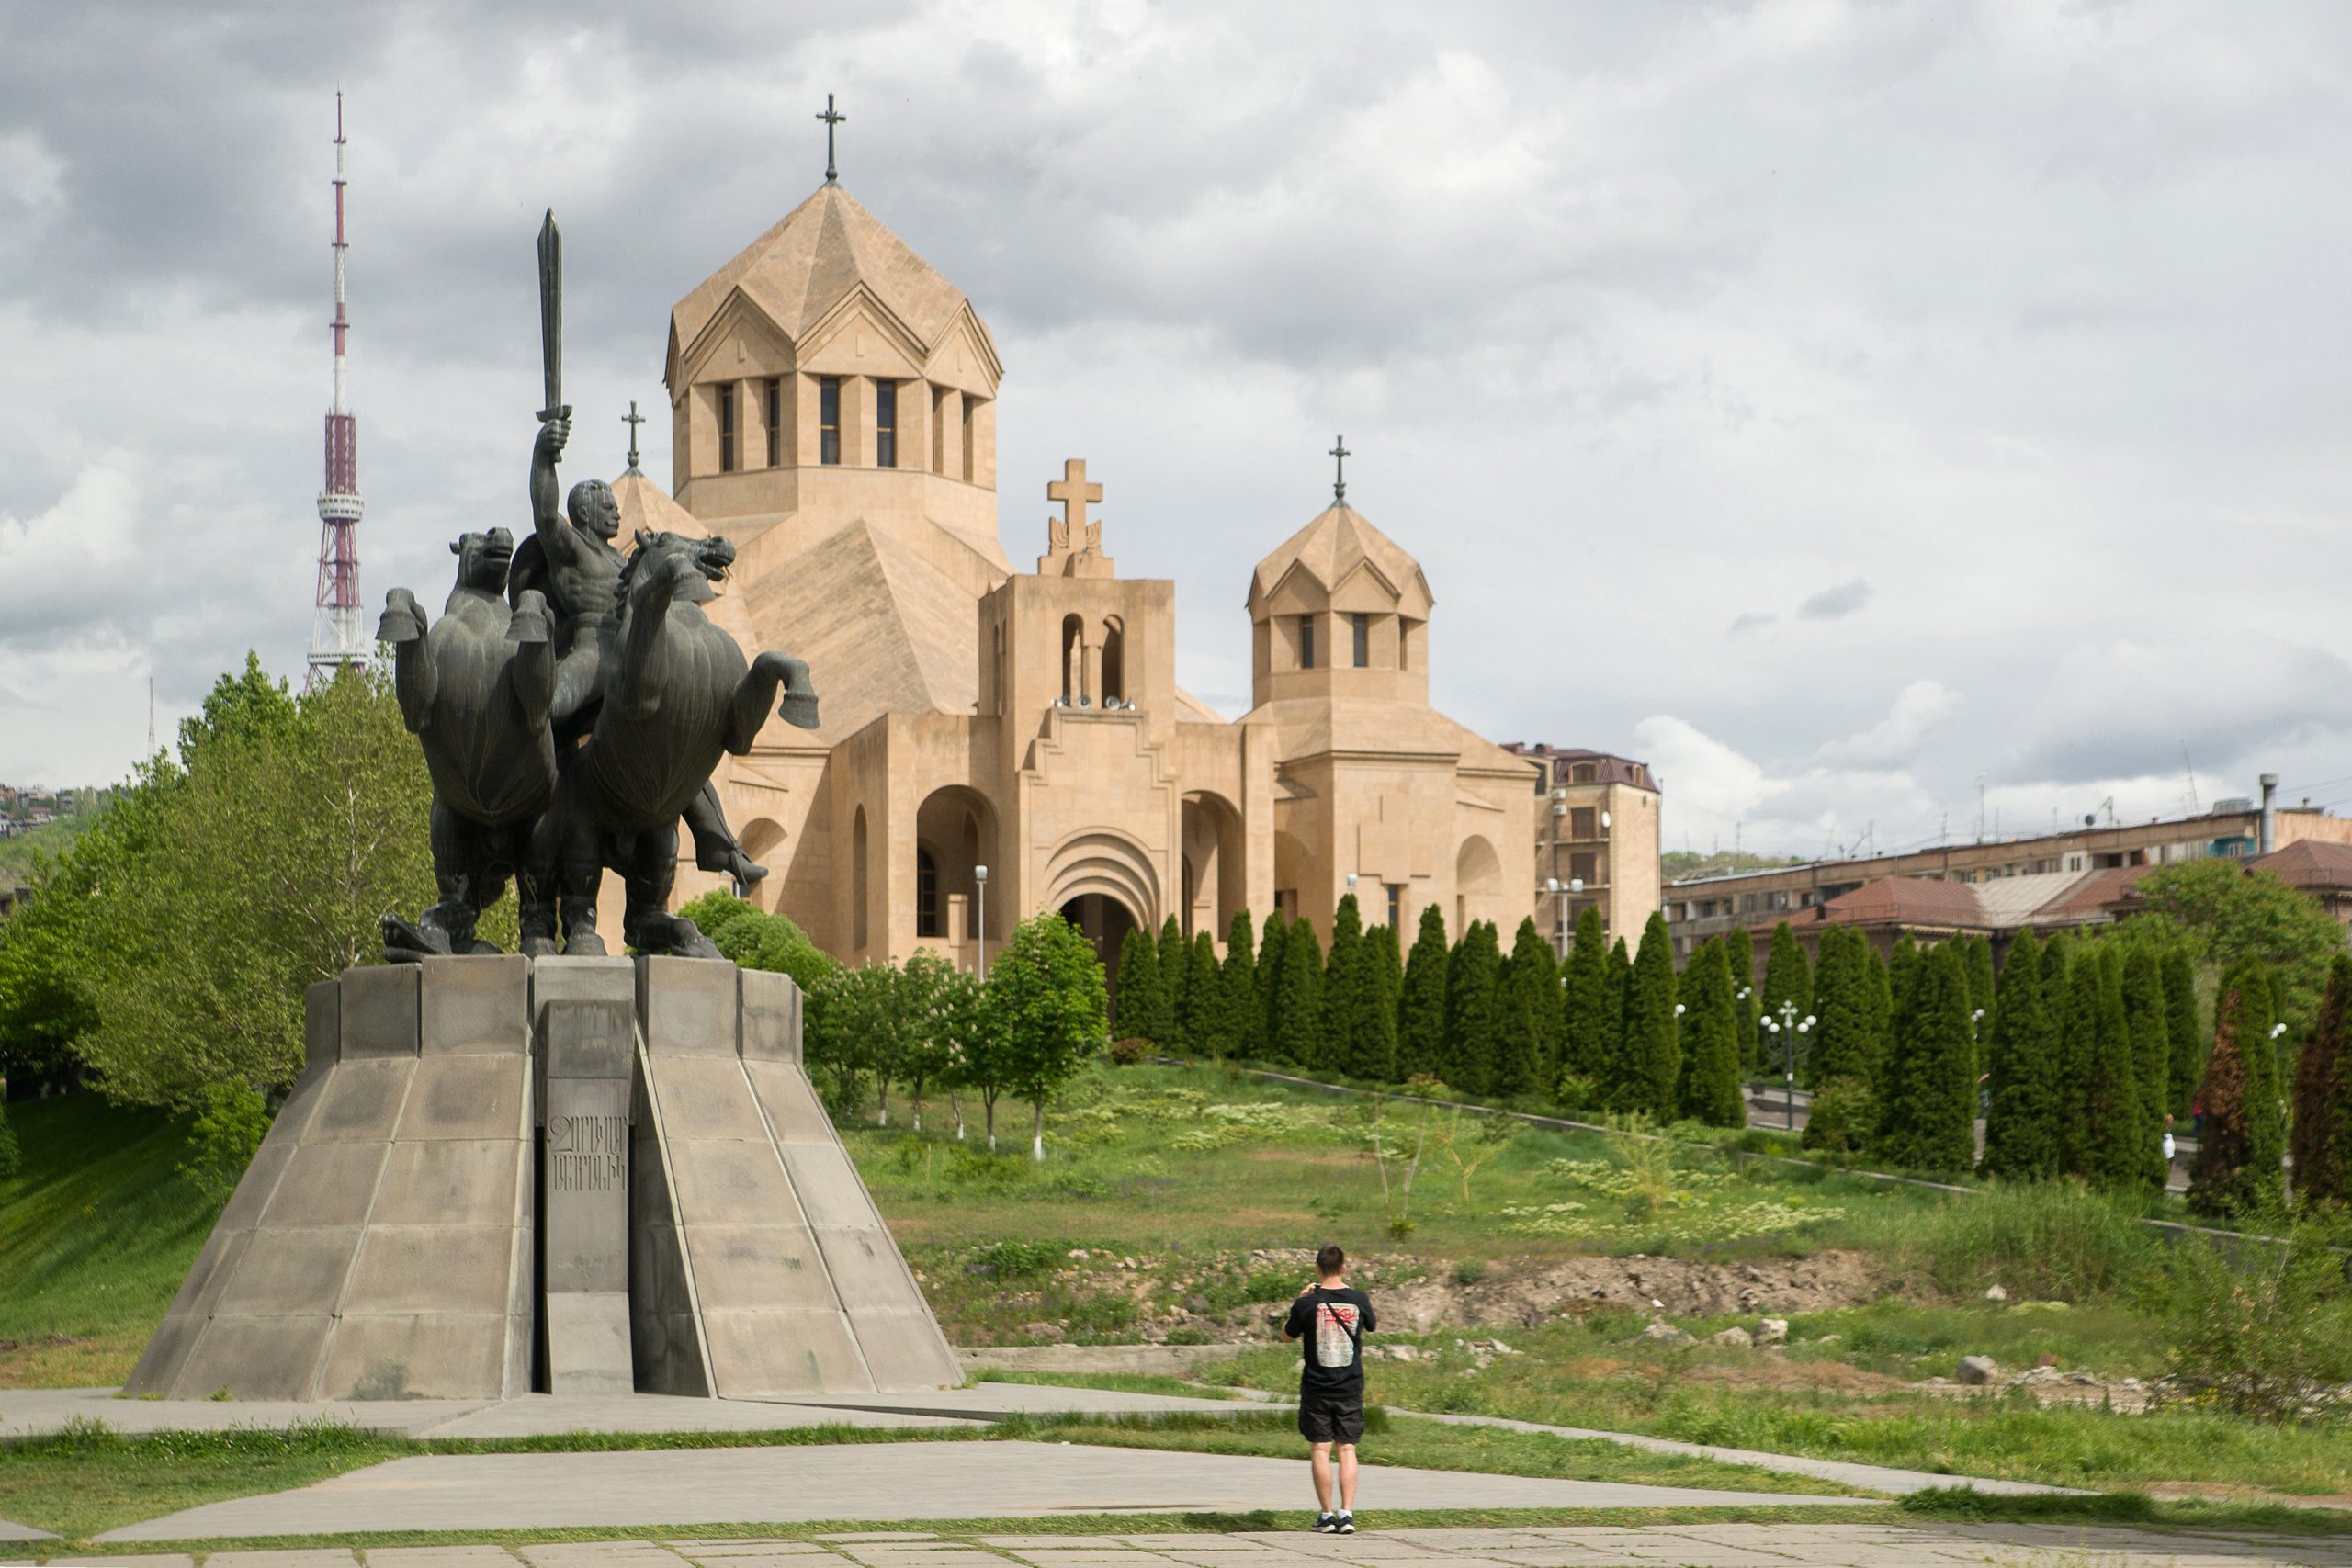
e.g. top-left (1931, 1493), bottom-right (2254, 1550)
top-left (0, 1388), bottom-right (489, 1439)
top-left (206, 1553), bottom-right (369, 1568)
top-left (0, 1517), bottom-right (56, 1542)
top-left (93, 1442), bottom-right (1868, 1540)
top-left (413, 1396), bottom-right (978, 1439)
top-left (764, 1387), bottom-right (1250, 1421)
top-left (368, 1550), bottom-right (526, 1568)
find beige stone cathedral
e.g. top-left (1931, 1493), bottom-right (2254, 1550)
top-left (607, 176), bottom-right (1537, 971)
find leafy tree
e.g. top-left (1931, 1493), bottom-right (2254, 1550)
top-left (896, 950), bottom-right (959, 1133)
top-left (1493, 917), bottom-right (1554, 1098)
top-left (1181, 930), bottom-right (1221, 1055)
top-left (2163, 946), bottom-right (2205, 1121)
top-left (2120, 947), bottom-right (2173, 1189)
top-left (1618, 911), bottom-right (1681, 1118)
top-left (1980, 931), bottom-right (2061, 1181)
top-left (1112, 922), bottom-right (1166, 1045)
top-left (985, 911), bottom-right (1109, 1159)
top-left (1875, 942), bottom-right (1976, 1173)
top-left (1677, 937), bottom-right (1744, 1127)
top-left (1759, 922), bottom-right (1811, 1043)
top-left (1254, 911), bottom-right (1289, 1059)
top-left (1363, 921), bottom-right (1403, 1082)
top-left (2291, 953), bottom-right (2352, 1210)
top-left (2189, 959), bottom-right (2286, 1219)
top-left (1560, 905), bottom-right (1611, 1078)
top-left (1397, 904), bottom-right (1450, 1081)
top-left (1862, 938), bottom-right (1894, 1086)
top-left (807, 963), bottom-right (904, 1119)
top-left (681, 891), bottom-right (836, 993)
top-left (1272, 914), bottom-right (1326, 1067)
top-left (1216, 908), bottom-right (1257, 1060)
top-left (2139, 860), bottom-right (2345, 1038)
top-left (1725, 925), bottom-right (1759, 1074)
top-left (1322, 895), bottom-right (1366, 1074)
top-left (1442, 919), bottom-right (1502, 1095)
top-left (937, 968), bottom-right (1002, 1147)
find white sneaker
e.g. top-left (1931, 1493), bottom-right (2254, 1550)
top-left (1313, 1512), bottom-right (1339, 1534)
top-left (1337, 1512), bottom-right (1357, 1534)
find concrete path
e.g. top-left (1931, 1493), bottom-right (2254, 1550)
top-left (96, 1441), bottom-right (1871, 1540)
top-left (0, 1515), bottom-right (54, 1540)
top-left (51, 1521), bottom-right (2352, 1567)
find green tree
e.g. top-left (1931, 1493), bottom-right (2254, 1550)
top-left (2120, 947), bottom-right (2173, 1189)
top-left (2073, 948), bottom-right (2146, 1189)
top-left (1493, 917), bottom-right (1554, 1099)
top-left (1442, 920), bottom-right (1502, 1095)
top-left (2189, 959), bottom-right (2286, 1219)
top-left (1397, 904), bottom-right (1450, 1081)
top-left (1980, 931), bottom-right (2061, 1181)
top-left (895, 951), bottom-right (960, 1133)
top-left (1886, 933), bottom-right (1922, 1066)
top-left (1363, 921), bottom-right (1403, 1082)
top-left (1180, 930), bottom-right (1221, 1055)
top-left (2139, 860), bottom-right (2345, 1038)
top-left (1322, 895), bottom-right (1366, 1075)
top-left (1272, 915), bottom-right (1326, 1067)
top-left (807, 962), bottom-right (903, 1119)
top-left (986, 911), bottom-right (1110, 1160)
top-left (1560, 905), bottom-right (1611, 1079)
top-left (1805, 925), bottom-right (1875, 1088)
top-left (1215, 908), bottom-right (1257, 1060)
top-left (680, 891), bottom-right (836, 994)
top-left (1875, 942), bottom-right (1976, 1173)
top-left (2164, 947), bottom-right (2205, 1120)
top-left (1602, 937), bottom-right (1633, 1094)
top-left (1112, 922), bottom-right (1167, 1045)
top-left (1726, 924), bottom-right (1761, 1076)
top-left (2291, 953), bottom-right (2352, 1210)
top-left (1677, 937), bottom-right (1744, 1127)
top-left (1759, 922), bottom-right (1811, 1042)
top-left (1961, 934), bottom-right (1997, 1026)
top-left (939, 968), bottom-right (1005, 1148)
top-left (1158, 915), bottom-right (1189, 1045)
top-left (1254, 911), bottom-right (1290, 1059)
top-left (1618, 911), bottom-right (1681, 1118)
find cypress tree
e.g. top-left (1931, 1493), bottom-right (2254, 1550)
top-left (1361, 922), bottom-right (1403, 1082)
top-left (1442, 920), bottom-right (1502, 1095)
top-left (1677, 937), bottom-right (1745, 1127)
top-left (1806, 925), bottom-right (1876, 1088)
top-left (1875, 942), bottom-right (1977, 1173)
top-left (1215, 908), bottom-right (1257, 1061)
top-left (2290, 952), bottom-right (2352, 1210)
top-left (1182, 930), bottom-right (1221, 1057)
top-left (1603, 937), bottom-right (1632, 1093)
top-left (1254, 911), bottom-right (1289, 1060)
top-left (1322, 895), bottom-right (1365, 1075)
top-left (2190, 960), bottom-right (2286, 1219)
top-left (1561, 905), bottom-right (1611, 1079)
top-left (1397, 904), bottom-right (1450, 1081)
top-left (2120, 947), bottom-right (2172, 1189)
top-left (1494, 917), bottom-right (1553, 1099)
top-left (1760, 922), bottom-right (1811, 1043)
top-left (1726, 925), bottom-right (1760, 1074)
top-left (1272, 916), bottom-right (1326, 1067)
top-left (1159, 915), bottom-right (1189, 1045)
top-left (1886, 933), bottom-right (1922, 1064)
top-left (1113, 923), bottom-right (1165, 1044)
top-left (1862, 938), bottom-right (1894, 1088)
top-left (1961, 934), bottom-right (1997, 1030)
top-left (1980, 930), bottom-right (2061, 1180)
top-left (2163, 947), bottom-right (2205, 1120)
top-left (2245, 963), bottom-right (2288, 1207)
top-left (2075, 948), bottom-right (2144, 1189)
top-left (1619, 911), bottom-right (1681, 1118)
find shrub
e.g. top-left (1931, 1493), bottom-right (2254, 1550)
top-left (1107, 1035), bottom-right (1152, 1066)
top-left (969, 1238), bottom-right (1068, 1279)
top-left (1799, 1075), bottom-right (1877, 1155)
top-left (179, 1081), bottom-right (272, 1203)
top-left (2154, 1216), bottom-right (2352, 1422)
top-left (1874, 1181), bottom-right (2161, 1303)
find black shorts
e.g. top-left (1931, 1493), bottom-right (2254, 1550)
top-left (1298, 1393), bottom-right (1365, 1445)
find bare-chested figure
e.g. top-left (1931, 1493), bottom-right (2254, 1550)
top-left (521, 414), bottom-right (769, 890)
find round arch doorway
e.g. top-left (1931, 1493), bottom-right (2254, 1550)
top-left (1059, 893), bottom-right (1142, 1002)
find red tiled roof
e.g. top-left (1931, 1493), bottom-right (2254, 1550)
top-left (2027, 865), bottom-right (2150, 923)
top-left (1822, 876), bottom-right (1985, 930)
top-left (2254, 838), bottom-right (2352, 890)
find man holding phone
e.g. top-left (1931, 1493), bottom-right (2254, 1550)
top-left (1282, 1243), bottom-right (1376, 1533)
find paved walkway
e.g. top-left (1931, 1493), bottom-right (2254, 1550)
top-left (44, 1522), bottom-right (2352, 1567)
top-left (96, 1442), bottom-right (1867, 1540)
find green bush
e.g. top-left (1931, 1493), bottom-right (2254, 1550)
top-left (1108, 1036), bottom-right (1152, 1066)
top-left (1798, 1075), bottom-right (1876, 1155)
top-left (2154, 1216), bottom-right (2352, 1422)
top-left (969, 1238), bottom-right (1068, 1279)
top-left (1872, 1181), bottom-right (2162, 1303)
top-left (178, 1081), bottom-right (272, 1204)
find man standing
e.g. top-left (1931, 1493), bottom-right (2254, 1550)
top-left (1283, 1243), bottom-right (1375, 1534)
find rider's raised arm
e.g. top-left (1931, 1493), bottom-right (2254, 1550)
top-left (531, 417), bottom-right (577, 563)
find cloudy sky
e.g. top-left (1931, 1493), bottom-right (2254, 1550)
top-left (5, 0), bottom-right (2351, 859)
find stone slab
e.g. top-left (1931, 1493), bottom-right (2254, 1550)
top-left (546, 1292), bottom-right (635, 1396)
top-left (0, 1515), bottom-right (54, 1540)
top-left (340, 963), bottom-right (420, 1057)
top-left (421, 955), bottom-right (530, 1055)
top-left (639, 956), bottom-right (740, 1056)
top-left (740, 967), bottom-right (803, 1064)
top-left (96, 1441), bottom-right (1870, 1539)
top-left (303, 1057), bottom-right (416, 1143)
top-left (317, 1311), bottom-right (511, 1402)
top-left (400, 1055), bottom-right (533, 1141)
top-left (407, 1393), bottom-right (978, 1438)
top-left (304, 980), bottom-right (340, 1070)
top-left (259, 1144), bottom-right (389, 1229)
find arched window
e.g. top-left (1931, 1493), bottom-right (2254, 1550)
top-left (1060, 615), bottom-right (1083, 705)
top-left (852, 807), bottom-right (870, 948)
top-left (1102, 616), bottom-right (1125, 705)
top-left (916, 845), bottom-right (940, 938)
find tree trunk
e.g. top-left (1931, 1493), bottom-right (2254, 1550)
top-left (985, 1091), bottom-right (998, 1152)
top-left (1032, 1098), bottom-right (1046, 1162)
top-left (949, 1090), bottom-right (967, 1140)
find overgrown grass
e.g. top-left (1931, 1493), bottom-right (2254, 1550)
top-left (974, 1369), bottom-right (1247, 1400)
top-left (0, 1097), bottom-right (222, 1387)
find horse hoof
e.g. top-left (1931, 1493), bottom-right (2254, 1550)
top-left (519, 935), bottom-right (559, 958)
top-left (564, 931), bottom-right (608, 957)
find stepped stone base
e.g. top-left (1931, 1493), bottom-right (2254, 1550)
top-left (127, 956), bottom-right (957, 1401)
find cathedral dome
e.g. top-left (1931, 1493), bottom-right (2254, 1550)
top-left (1248, 503), bottom-right (1432, 620)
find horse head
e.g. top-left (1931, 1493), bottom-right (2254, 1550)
top-left (449, 527), bottom-right (515, 594)
top-left (617, 528), bottom-right (735, 610)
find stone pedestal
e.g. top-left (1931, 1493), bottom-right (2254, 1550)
top-left (128, 955), bottom-right (956, 1400)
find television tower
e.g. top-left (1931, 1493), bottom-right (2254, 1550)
top-left (306, 91), bottom-right (366, 690)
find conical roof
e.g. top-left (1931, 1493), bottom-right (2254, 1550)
top-left (1249, 503), bottom-right (1432, 616)
top-left (669, 184), bottom-right (990, 365)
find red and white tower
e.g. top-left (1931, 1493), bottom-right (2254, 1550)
top-left (306, 91), bottom-right (366, 690)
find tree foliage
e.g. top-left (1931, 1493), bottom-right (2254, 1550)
top-left (1980, 931), bottom-right (2061, 1181)
top-left (1322, 895), bottom-right (1366, 1075)
top-left (1397, 904), bottom-right (1450, 1081)
top-left (1272, 913), bottom-right (1326, 1067)
top-left (1112, 922), bottom-right (1167, 1046)
top-left (1759, 922), bottom-right (1811, 1040)
top-left (1618, 911), bottom-right (1680, 1118)
top-left (2291, 953), bottom-right (2352, 1211)
top-left (1725, 924), bottom-right (1759, 1074)
top-left (2138, 860), bottom-right (2344, 1038)
top-left (2163, 947), bottom-right (2206, 1121)
top-left (983, 911), bottom-right (1109, 1159)
top-left (1560, 905), bottom-right (1611, 1080)
top-left (2120, 947), bottom-right (2173, 1189)
top-left (1874, 942), bottom-right (1977, 1173)
top-left (1676, 937), bottom-right (1744, 1127)
top-left (2190, 959), bottom-right (2286, 1219)
top-left (1215, 908), bottom-right (1257, 1060)
top-left (1442, 919), bottom-right (1501, 1095)
top-left (1493, 917), bottom-right (1554, 1099)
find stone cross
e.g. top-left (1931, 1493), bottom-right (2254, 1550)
top-left (1038, 457), bottom-right (1114, 578)
top-left (817, 93), bottom-right (846, 184)
top-left (1329, 434), bottom-right (1351, 505)
top-left (623, 400), bottom-right (645, 475)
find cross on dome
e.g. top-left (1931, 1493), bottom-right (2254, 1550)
top-left (816, 93), bottom-right (846, 184)
top-left (1329, 434), bottom-right (1351, 505)
top-left (1039, 457), bottom-right (1114, 578)
top-left (622, 400), bottom-right (646, 475)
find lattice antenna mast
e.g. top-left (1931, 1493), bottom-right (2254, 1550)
top-left (307, 90), bottom-right (368, 690)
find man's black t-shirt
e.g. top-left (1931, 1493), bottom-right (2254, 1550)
top-left (1283, 1285), bottom-right (1376, 1401)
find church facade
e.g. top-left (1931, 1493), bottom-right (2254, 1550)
top-left (610, 177), bottom-right (1538, 972)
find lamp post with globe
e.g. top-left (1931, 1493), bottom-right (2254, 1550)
top-left (1759, 1001), bottom-right (1814, 1132)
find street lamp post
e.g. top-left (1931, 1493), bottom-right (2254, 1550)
top-left (1760, 1001), bottom-right (1814, 1132)
top-left (974, 864), bottom-right (989, 979)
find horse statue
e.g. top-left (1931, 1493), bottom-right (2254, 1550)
top-left (525, 528), bottom-right (819, 958)
top-left (377, 527), bottom-right (559, 958)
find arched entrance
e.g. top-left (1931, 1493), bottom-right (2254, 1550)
top-left (915, 784), bottom-right (1001, 942)
top-left (1043, 826), bottom-right (1159, 1000)
top-left (1180, 790), bottom-right (1247, 943)
top-left (1059, 894), bottom-right (1142, 998)
top-left (1456, 834), bottom-right (1501, 933)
